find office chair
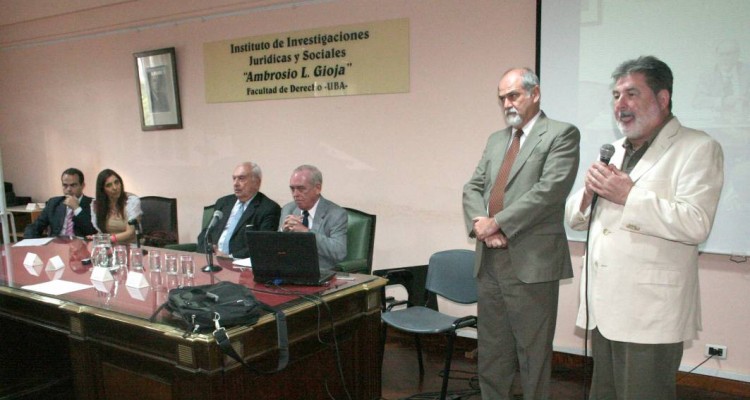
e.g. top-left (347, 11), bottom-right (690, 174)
top-left (335, 207), bottom-right (376, 274)
top-left (381, 249), bottom-right (477, 400)
top-left (139, 196), bottom-right (178, 247)
top-left (165, 205), bottom-right (214, 252)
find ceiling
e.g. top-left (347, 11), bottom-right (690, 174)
top-left (0, 0), bottom-right (324, 49)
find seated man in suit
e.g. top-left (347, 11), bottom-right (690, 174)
top-left (24, 168), bottom-right (98, 239)
top-left (197, 162), bottom-right (280, 259)
top-left (279, 164), bottom-right (347, 272)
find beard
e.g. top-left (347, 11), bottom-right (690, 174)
top-left (504, 107), bottom-right (523, 128)
top-left (616, 107), bottom-right (662, 142)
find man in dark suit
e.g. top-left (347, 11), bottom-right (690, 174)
top-left (197, 162), bottom-right (280, 259)
top-left (24, 168), bottom-right (98, 239)
top-left (463, 68), bottom-right (580, 399)
top-left (279, 165), bottom-right (347, 272)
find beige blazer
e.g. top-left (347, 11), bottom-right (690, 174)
top-left (566, 117), bottom-right (724, 344)
top-left (463, 112), bottom-right (580, 283)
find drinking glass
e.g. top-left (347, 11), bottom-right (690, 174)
top-left (148, 250), bottom-right (161, 272)
top-left (166, 273), bottom-right (180, 289)
top-left (129, 248), bottom-right (144, 272)
top-left (91, 233), bottom-right (112, 270)
top-left (165, 254), bottom-right (178, 275)
top-left (112, 245), bottom-right (128, 273)
top-left (179, 255), bottom-right (195, 279)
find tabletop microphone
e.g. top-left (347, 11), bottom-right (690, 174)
top-left (207, 210), bottom-right (223, 231)
top-left (591, 144), bottom-right (616, 210)
top-left (128, 218), bottom-right (143, 249)
top-left (203, 210), bottom-right (224, 273)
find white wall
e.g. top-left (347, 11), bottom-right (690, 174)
top-left (1, 0), bottom-right (748, 383)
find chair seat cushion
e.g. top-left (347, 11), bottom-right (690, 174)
top-left (381, 306), bottom-right (461, 334)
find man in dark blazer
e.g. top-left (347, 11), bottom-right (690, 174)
top-left (279, 165), bottom-right (347, 272)
top-left (463, 68), bottom-right (580, 400)
top-left (197, 162), bottom-right (280, 259)
top-left (24, 168), bottom-right (98, 239)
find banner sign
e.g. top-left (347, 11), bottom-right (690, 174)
top-left (204, 18), bottom-right (410, 102)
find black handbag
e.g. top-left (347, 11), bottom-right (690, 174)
top-left (151, 281), bottom-right (288, 373)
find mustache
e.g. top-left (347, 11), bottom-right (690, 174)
top-left (505, 107), bottom-right (518, 116)
top-left (618, 111), bottom-right (634, 119)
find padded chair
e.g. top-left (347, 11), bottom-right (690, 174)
top-left (381, 249), bottom-right (477, 400)
top-left (139, 196), bottom-right (178, 247)
top-left (335, 207), bottom-right (376, 274)
top-left (165, 205), bottom-right (214, 252)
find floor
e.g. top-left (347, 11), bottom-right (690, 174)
top-left (379, 333), bottom-right (750, 400)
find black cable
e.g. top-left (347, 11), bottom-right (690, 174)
top-left (582, 198), bottom-right (598, 400)
top-left (676, 355), bottom-right (715, 383)
top-left (253, 283), bottom-right (353, 400)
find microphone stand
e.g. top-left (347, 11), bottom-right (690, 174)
top-left (202, 228), bottom-right (222, 273)
top-left (129, 219), bottom-right (146, 255)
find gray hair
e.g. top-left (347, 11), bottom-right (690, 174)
top-left (612, 55), bottom-right (673, 111)
top-left (294, 164), bottom-right (323, 186)
top-left (241, 161), bottom-right (262, 181)
top-left (502, 67), bottom-right (540, 92)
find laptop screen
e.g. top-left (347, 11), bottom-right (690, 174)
top-left (245, 230), bottom-right (328, 284)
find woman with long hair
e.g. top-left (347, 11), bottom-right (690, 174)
top-left (91, 169), bottom-right (142, 244)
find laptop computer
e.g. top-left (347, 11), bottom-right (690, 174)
top-left (245, 230), bottom-right (335, 286)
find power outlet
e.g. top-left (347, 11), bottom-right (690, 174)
top-left (705, 344), bottom-right (728, 360)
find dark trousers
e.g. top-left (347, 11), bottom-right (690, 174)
top-left (477, 248), bottom-right (560, 400)
top-left (590, 328), bottom-right (684, 400)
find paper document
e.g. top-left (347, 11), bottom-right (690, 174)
top-left (22, 280), bottom-right (93, 296)
top-left (13, 238), bottom-right (55, 247)
top-left (233, 258), bottom-right (252, 268)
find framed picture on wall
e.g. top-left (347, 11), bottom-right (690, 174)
top-left (134, 47), bottom-right (182, 131)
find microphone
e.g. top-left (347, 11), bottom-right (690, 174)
top-left (203, 210), bottom-right (224, 273)
top-left (599, 144), bottom-right (616, 164)
top-left (591, 144), bottom-right (616, 209)
top-left (207, 210), bottom-right (223, 232)
top-left (205, 210), bottom-right (224, 251)
top-left (128, 218), bottom-right (142, 249)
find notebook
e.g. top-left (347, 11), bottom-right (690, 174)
top-left (245, 230), bottom-right (335, 286)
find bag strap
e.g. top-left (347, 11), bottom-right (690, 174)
top-left (213, 304), bottom-right (288, 374)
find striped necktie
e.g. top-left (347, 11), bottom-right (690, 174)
top-left (63, 209), bottom-right (74, 236)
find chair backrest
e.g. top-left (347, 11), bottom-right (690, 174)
top-left (201, 205), bottom-right (215, 230)
top-left (343, 207), bottom-right (376, 273)
top-left (425, 249), bottom-right (477, 304)
top-left (140, 196), bottom-right (178, 246)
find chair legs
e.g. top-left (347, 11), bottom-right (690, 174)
top-left (415, 335), bottom-right (425, 378)
top-left (381, 326), bottom-right (464, 400)
top-left (439, 333), bottom-right (457, 400)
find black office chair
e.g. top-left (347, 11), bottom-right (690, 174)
top-left (335, 207), bottom-right (376, 274)
top-left (140, 196), bottom-right (178, 247)
top-left (381, 249), bottom-right (477, 400)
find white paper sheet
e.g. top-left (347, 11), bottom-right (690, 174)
top-left (13, 238), bottom-right (55, 247)
top-left (21, 280), bottom-right (93, 295)
top-left (232, 258), bottom-right (252, 268)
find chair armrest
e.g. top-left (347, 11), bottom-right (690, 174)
top-left (336, 258), bottom-right (368, 274)
top-left (451, 315), bottom-right (478, 331)
top-left (385, 299), bottom-right (412, 312)
top-left (164, 243), bottom-right (197, 252)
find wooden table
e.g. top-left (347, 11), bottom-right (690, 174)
top-left (0, 238), bottom-right (385, 399)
